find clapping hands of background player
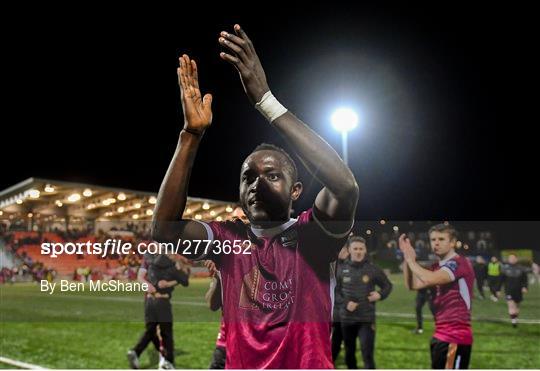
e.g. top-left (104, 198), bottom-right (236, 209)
top-left (399, 234), bottom-right (417, 263)
top-left (219, 24), bottom-right (270, 105)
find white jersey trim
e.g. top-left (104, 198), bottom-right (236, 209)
top-left (329, 261), bottom-right (337, 322)
top-left (250, 218), bottom-right (297, 238)
top-left (440, 266), bottom-right (456, 282)
top-left (438, 252), bottom-right (458, 265)
top-left (190, 220), bottom-right (215, 261)
top-left (458, 277), bottom-right (471, 310)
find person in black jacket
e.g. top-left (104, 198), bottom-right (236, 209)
top-left (128, 253), bottom-right (190, 369)
top-left (337, 236), bottom-right (393, 369)
top-left (501, 254), bottom-right (528, 328)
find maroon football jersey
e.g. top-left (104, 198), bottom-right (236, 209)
top-left (198, 208), bottom-right (350, 369)
top-left (431, 254), bottom-right (474, 345)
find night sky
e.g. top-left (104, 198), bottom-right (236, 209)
top-left (4, 5), bottom-right (537, 220)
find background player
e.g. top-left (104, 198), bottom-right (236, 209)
top-left (412, 287), bottom-right (434, 334)
top-left (473, 256), bottom-right (487, 300)
top-left (501, 254), bottom-right (528, 327)
top-left (487, 256), bottom-right (502, 301)
top-left (411, 255), bottom-right (435, 334)
top-left (399, 223), bottom-right (475, 369)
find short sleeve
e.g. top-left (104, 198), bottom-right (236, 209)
top-left (189, 220), bottom-right (245, 269)
top-left (440, 257), bottom-right (468, 281)
top-left (187, 220), bottom-right (224, 262)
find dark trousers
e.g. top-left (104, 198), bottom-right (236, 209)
top-left (134, 321), bottom-right (161, 355)
top-left (430, 338), bottom-right (471, 369)
top-left (209, 345), bottom-right (226, 369)
top-left (134, 322), bottom-right (174, 363)
top-left (331, 321), bottom-right (344, 362)
top-left (476, 277), bottom-right (486, 298)
top-left (342, 322), bottom-right (376, 369)
top-left (134, 298), bottom-right (174, 364)
top-left (488, 276), bottom-right (501, 296)
top-left (416, 289), bottom-right (434, 329)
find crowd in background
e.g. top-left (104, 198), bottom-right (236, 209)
top-left (1, 225), bottom-right (538, 286)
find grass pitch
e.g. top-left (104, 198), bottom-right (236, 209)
top-left (1, 276), bottom-right (539, 369)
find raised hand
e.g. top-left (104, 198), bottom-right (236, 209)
top-left (399, 233), bottom-right (417, 263)
top-left (219, 24), bottom-right (270, 105)
top-left (178, 54), bottom-right (213, 134)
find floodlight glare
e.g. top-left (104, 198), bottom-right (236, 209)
top-left (331, 108), bottom-right (358, 133)
top-left (331, 107), bottom-right (359, 165)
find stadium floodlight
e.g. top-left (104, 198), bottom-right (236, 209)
top-left (331, 108), bottom-right (358, 133)
top-left (331, 107), bottom-right (359, 165)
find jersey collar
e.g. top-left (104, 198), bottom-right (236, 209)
top-left (250, 218), bottom-right (297, 238)
top-left (438, 251), bottom-right (458, 266)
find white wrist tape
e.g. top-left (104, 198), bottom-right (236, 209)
top-left (255, 91), bottom-right (288, 123)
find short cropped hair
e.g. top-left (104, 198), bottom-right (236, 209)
top-left (251, 143), bottom-right (298, 182)
top-left (347, 236), bottom-right (366, 247)
top-left (428, 223), bottom-right (457, 241)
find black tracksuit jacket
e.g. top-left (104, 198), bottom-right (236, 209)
top-left (336, 258), bottom-right (393, 323)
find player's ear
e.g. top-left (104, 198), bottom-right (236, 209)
top-left (291, 181), bottom-right (303, 201)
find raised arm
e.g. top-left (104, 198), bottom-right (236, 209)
top-left (399, 234), bottom-right (453, 289)
top-left (402, 260), bottom-right (415, 290)
top-left (151, 55), bottom-right (213, 246)
top-left (219, 25), bottom-right (359, 232)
